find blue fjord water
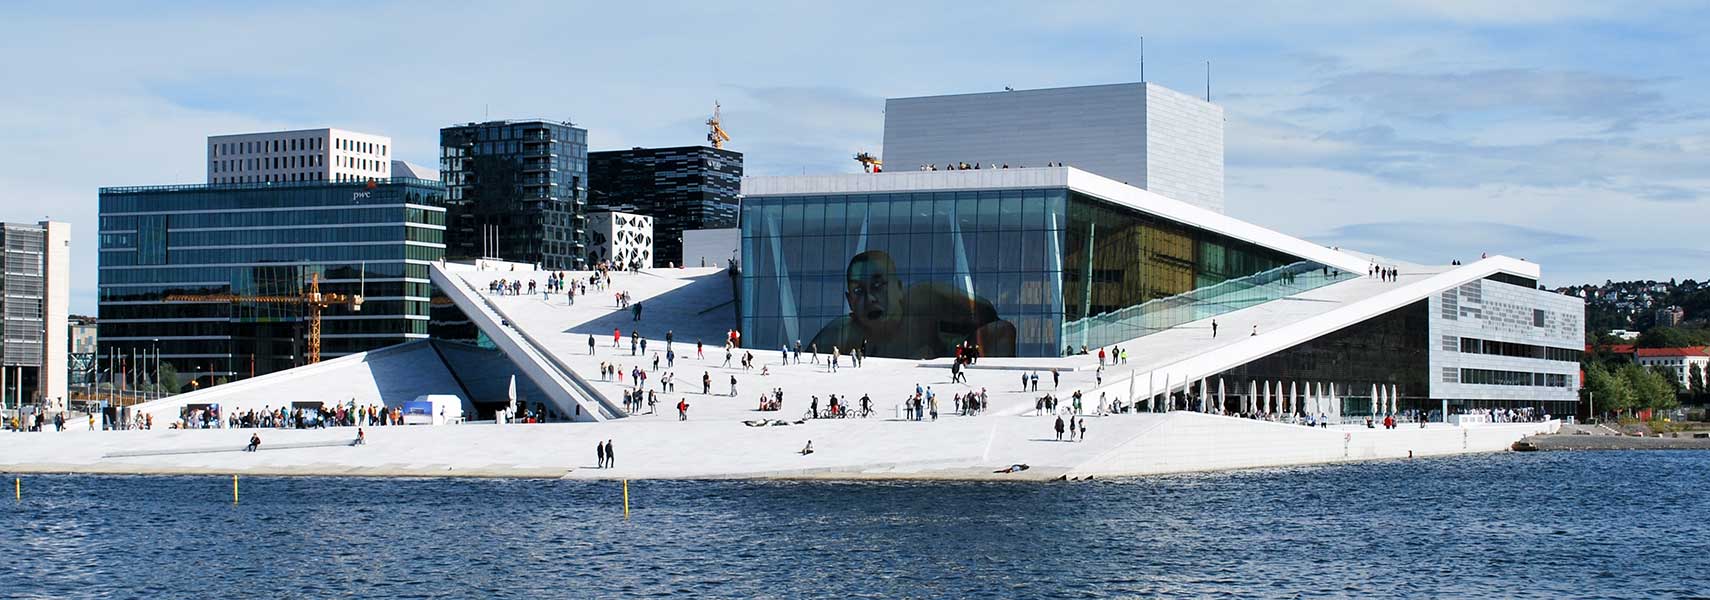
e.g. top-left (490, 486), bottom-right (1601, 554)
top-left (2, 451), bottom-right (1706, 599)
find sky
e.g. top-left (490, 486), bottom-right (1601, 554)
top-left (1, 1), bottom-right (1706, 314)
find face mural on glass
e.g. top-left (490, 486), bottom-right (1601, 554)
top-left (809, 250), bottom-right (1016, 358)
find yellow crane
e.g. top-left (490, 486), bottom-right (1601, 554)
top-left (164, 273), bottom-right (363, 365)
top-left (854, 152), bottom-right (883, 173)
top-left (706, 102), bottom-right (731, 149)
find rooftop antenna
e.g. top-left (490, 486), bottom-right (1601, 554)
top-left (1205, 61), bottom-right (1212, 102)
top-left (1140, 36), bottom-right (1145, 83)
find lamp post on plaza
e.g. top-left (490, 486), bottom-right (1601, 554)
top-left (150, 339), bottom-right (159, 401)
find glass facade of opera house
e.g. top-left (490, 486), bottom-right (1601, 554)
top-left (739, 187), bottom-right (1352, 359)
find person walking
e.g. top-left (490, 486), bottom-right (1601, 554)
top-left (1054, 415), bottom-right (1065, 441)
top-left (1079, 419), bottom-right (1087, 442)
top-left (588, 334), bottom-right (596, 355)
top-left (1212, 319), bottom-right (1218, 338)
top-left (1052, 369), bottom-right (1060, 389)
top-left (605, 440), bottom-right (615, 468)
top-left (596, 440), bottom-right (606, 468)
top-left (703, 371), bottom-right (712, 395)
top-left (678, 399), bottom-right (690, 420)
top-left (613, 327), bottom-right (621, 348)
top-left (729, 375), bottom-right (738, 397)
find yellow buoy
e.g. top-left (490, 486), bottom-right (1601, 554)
top-left (232, 475), bottom-right (239, 504)
top-left (623, 479), bottom-right (630, 519)
top-left (13, 477), bottom-right (18, 501)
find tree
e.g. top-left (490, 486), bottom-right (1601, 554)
top-left (1584, 362), bottom-right (1634, 417)
top-left (1623, 363), bottom-right (1676, 412)
top-left (1635, 326), bottom-right (1710, 349)
top-left (1689, 362), bottom-right (1706, 401)
top-left (155, 362), bottom-right (181, 395)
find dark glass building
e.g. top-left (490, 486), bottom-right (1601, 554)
top-left (589, 146), bottom-right (742, 267)
top-left (97, 178), bottom-right (447, 384)
top-left (440, 120), bottom-right (589, 269)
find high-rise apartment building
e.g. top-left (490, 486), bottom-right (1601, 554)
top-left (97, 178), bottom-right (446, 383)
top-left (207, 128), bottom-right (393, 185)
top-left (0, 221), bottom-right (71, 411)
top-left (589, 145), bottom-right (742, 267)
top-left (881, 82), bottom-right (1225, 212)
top-left (440, 120), bottom-right (589, 269)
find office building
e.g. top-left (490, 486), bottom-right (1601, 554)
top-left (207, 128), bottom-right (393, 185)
top-left (1, 221), bottom-right (71, 412)
top-left (97, 178), bottom-right (446, 383)
top-left (881, 82), bottom-right (1225, 212)
top-left (585, 211), bottom-right (654, 269)
top-left (440, 120), bottom-right (589, 269)
top-left (589, 146), bottom-right (743, 266)
top-left (739, 167), bottom-right (1582, 414)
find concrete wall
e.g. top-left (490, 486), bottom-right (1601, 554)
top-left (41, 221), bottom-right (69, 411)
top-left (1144, 85), bottom-right (1224, 213)
top-left (882, 82), bottom-right (1223, 212)
top-left (1070, 412), bottom-right (1557, 477)
top-left (682, 228), bottom-right (738, 269)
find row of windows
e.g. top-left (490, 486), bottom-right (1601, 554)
top-left (98, 262), bottom-right (429, 285)
top-left (1456, 368), bottom-right (1573, 388)
top-left (1452, 336), bottom-right (1582, 362)
top-left (214, 137), bottom-right (325, 156)
top-left (214, 173), bottom-right (325, 185)
top-left (106, 226), bottom-right (421, 250)
top-left (102, 208), bottom-right (437, 235)
top-left (214, 155), bottom-right (322, 173)
top-left (100, 184), bottom-right (446, 215)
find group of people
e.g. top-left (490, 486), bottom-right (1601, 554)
top-left (1053, 414), bottom-right (1088, 442)
top-left (1020, 369), bottom-right (1059, 392)
top-left (219, 401), bottom-right (405, 430)
top-left (915, 162), bottom-right (1066, 171)
top-left (1370, 264), bottom-right (1400, 282)
top-left (903, 384), bottom-right (937, 421)
top-left (807, 393), bottom-right (872, 419)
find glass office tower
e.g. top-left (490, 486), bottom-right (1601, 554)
top-left (97, 178), bottom-right (446, 384)
top-left (740, 187), bottom-right (1346, 359)
top-left (440, 120), bottom-right (589, 269)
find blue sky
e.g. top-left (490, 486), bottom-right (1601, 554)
top-left (1, 1), bottom-right (1706, 313)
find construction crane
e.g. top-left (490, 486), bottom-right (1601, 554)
top-left (854, 152), bottom-right (883, 173)
top-left (706, 101), bottom-right (731, 149)
top-left (164, 273), bottom-right (363, 365)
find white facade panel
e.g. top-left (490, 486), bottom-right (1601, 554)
top-left (586, 211), bottom-right (654, 269)
top-left (881, 82), bottom-right (1223, 212)
top-left (1428, 278), bottom-right (1584, 405)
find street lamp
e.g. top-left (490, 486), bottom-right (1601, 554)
top-left (151, 339), bottom-right (159, 401)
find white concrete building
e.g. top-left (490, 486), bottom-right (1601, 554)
top-left (206, 128), bottom-right (392, 184)
top-left (585, 211), bottom-right (654, 269)
top-left (1635, 346), bottom-right (1710, 388)
top-left (1, 221), bottom-right (70, 413)
top-left (882, 82), bottom-right (1225, 212)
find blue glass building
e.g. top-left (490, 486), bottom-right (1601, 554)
top-left (440, 120), bottom-right (589, 269)
top-left (97, 178), bottom-right (447, 383)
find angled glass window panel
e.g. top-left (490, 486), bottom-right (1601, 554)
top-left (800, 199), bottom-right (826, 237)
top-left (1000, 190), bottom-right (1024, 230)
top-left (977, 191), bottom-right (1003, 232)
top-left (956, 196), bottom-right (978, 232)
